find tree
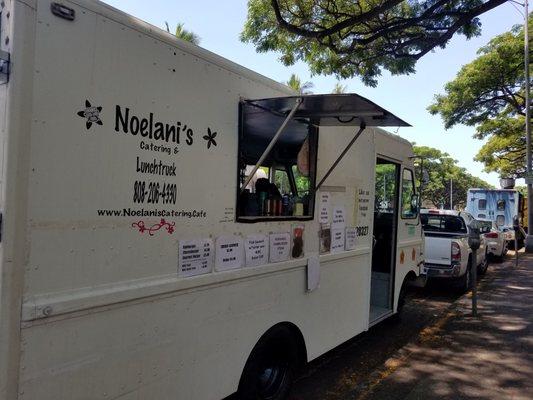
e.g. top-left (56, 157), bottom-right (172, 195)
top-left (428, 17), bottom-right (531, 178)
top-left (286, 73), bottom-right (313, 94)
top-left (474, 120), bottom-right (526, 177)
top-left (241, 0), bottom-right (507, 86)
top-left (332, 82), bottom-right (348, 94)
top-left (413, 145), bottom-right (493, 209)
top-left (165, 22), bottom-right (201, 45)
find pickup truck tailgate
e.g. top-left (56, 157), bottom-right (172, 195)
top-left (424, 236), bottom-right (451, 265)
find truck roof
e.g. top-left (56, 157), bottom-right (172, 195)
top-left (77, 0), bottom-right (295, 96)
top-left (468, 188), bottom-right (518, 192)
top-left (374, 127), bottom-right (413, 147)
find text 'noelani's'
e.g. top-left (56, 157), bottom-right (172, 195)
top-left (114, 105), bottom-right (194, 145)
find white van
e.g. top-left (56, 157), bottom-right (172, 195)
top-left (0, 1), bottom-right (423, 399)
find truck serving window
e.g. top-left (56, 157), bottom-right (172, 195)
top-left (236, 94), bottom-right (410, 222)
top-left (478, 199), bottom-right (487, 210)
top-left (237, 102), bottom-right (318, 222)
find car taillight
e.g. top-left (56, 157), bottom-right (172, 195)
top-left (485, 232), bottom-right (498, 238)
top-left (451, 242), bottom-right (461, 262)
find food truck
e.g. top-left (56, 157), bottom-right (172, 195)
top-left (466, 188), bottom-right (526, 246)
top-left (0, 1), bottom-right (423, 399)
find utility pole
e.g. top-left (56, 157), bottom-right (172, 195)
top-left (450, 178), bottom-right (453, 210)
top-left (524, 0), bottom-right (533, 252)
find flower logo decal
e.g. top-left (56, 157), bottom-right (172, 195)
top-left (77, 100), bottom-right (103, 130)
top-left (203, 127), bottom-right (217, 149)
top-left (132, 218), bottom-right (176, 236)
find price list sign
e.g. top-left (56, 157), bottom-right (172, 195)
top-left (178, 239), bottom-right (214, 277)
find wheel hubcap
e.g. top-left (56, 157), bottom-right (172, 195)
top-left (258, 361), bottom-right (288, 398)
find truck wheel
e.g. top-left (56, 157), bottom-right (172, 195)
top-left (501, 242), bottom-right (508, 258)
top-left (238, 326), bottom-right (299, 400)
top-left (456, 262), bottom-right (472, 294)
top-left (391, 279), bottom-right (408, 323)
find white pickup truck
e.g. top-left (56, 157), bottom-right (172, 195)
top-left (420, 210), bottom-right (488, 292)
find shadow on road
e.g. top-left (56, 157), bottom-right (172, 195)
top-left (289, 280), bottom-right (468, 400)
top-left (362, 254), bottom-right (533, 400)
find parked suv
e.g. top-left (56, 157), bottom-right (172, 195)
top-left (421, 209), bottom-right (488, 292)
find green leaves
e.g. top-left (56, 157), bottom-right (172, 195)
top-left (285, 73), bottom-right (314, 93)
top-left (414, 145), bottom-right (493, 209)
top-left (241, 0), bottom-right (507, 86)
top-left (166, 22), bottom-right (201, 45)
top-left (429, 15), bottom-right (531, 178)
top-left (475, 123), bottom-right (526, 177)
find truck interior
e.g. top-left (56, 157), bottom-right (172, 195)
top-left (237, 101), bottom-right (318, 220)
top-left (237, 94), bottom-right (410, 223)
top-left (370, 159), bottom-right (400, 323)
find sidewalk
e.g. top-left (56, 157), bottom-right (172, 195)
top-left (359, 252), bottom-right (533, 400)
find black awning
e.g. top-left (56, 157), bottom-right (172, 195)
top-left (243, 93), bottom-right (411, 127)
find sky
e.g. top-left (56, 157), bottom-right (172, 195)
top-left (103, 0), bottom-right (525, 187)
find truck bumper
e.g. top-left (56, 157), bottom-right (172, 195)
top-left (422, 263), bottom-right (461, 278)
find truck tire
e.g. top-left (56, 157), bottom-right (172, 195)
top-left (238, 326), bottom-right (299, 400)
top-left (456, 261), bottom-right (472, 294)
top-left (501, 242), bottom-right (508, 258)
top-left (390, 278), bottom-right (409, 323)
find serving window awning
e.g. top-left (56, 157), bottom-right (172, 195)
top-left (243, 93), bottom-right (411, 128)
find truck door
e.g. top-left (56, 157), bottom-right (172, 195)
top-left (370, 158), bottom-right (400, 323)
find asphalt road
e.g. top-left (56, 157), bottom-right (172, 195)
top-left (288, 263), bottom-right (499, 400)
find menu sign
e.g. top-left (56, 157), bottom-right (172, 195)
top-left (178, 239), bottom-right (214, 277)
top-left (269, 232), bottom-right (291, 263)
top-left (245, 234), bottom-right (268, 267)
top-left (215, 235), bottom-right (244, 271)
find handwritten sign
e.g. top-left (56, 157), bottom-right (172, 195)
top-left (245, 234), bottom-right (268, 267)
top-left (215, 235), bottom-right (244, 271)
top-left (332, 206), bottom-right (346, 229)
top-left (178, 239), bottom-right (214, 277)
top-left (319, 192), bottom-right (331, 224)
top-left (269, 232), bottom-right (290, 263)
top-left (331, 228), bottom-right (345, 253)
top-left (345, 227), bottom-right (357, 250)
top-left (356, 188), bottom-right (371, 225)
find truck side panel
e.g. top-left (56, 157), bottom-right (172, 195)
top-left (18, 2), bottom-right (380, 399)
top-left (0, 1), bottom-right (36, 398)
top-left (14, 1), bottom-right (420, 399)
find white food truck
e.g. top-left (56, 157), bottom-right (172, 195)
top-left (0, 1), bottom-right (423, 399)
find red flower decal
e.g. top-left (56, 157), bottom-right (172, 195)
top-left (132, 219), bottom-right (175, 236)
